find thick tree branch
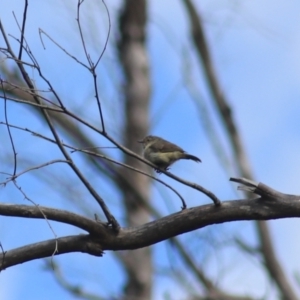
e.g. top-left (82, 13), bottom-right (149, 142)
top-left (0, 204), bottom-right (107, 235)
top-left (1, 179), bottom-right (300, 271)
top-left (0, 235), bottom-right (103, 270)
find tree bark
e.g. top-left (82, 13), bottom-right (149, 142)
top-left (118, 1), bottom-right (152, 299)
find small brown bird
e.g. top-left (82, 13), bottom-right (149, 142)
top-left (138, 135), bottom-right (201, 173)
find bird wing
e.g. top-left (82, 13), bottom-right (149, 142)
top-left (151, 138), bottom-right (185, 153)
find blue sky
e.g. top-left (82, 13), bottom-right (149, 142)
top-left (1, 0), bottom-right (300, 299)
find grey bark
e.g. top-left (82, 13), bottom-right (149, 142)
top-left (118, 1), bottom-right (152, 299)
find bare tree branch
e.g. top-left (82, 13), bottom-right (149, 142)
top-left (0, 18), bottom-right (119, 230)
top-left (0, 235), bottom-right (104, 270)
top-left (1, 179), bottom-right (300, 272)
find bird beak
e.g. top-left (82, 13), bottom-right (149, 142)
top-left (137, 139), bottom-right (143, 143)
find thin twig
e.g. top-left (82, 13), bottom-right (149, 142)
top-left (0, 243), bottom-right (5, 273)
top-left (76, 0), bottom-right (92, 66)
top-left (1, 122), bottom-right (187, 209)
top-left (0, 20), bottom-right (119, 230)
top-left (1, 159), bottom-right (71, 186)
top-left (38, 29), bottom-right (89, 70)
top-left (95, 0), bottom-right (111, 68)
top-left (0, 95), bottom-right (64, 112)
top-left (13, 180), bottom-right (59, 257)
top-left (16, 0), bottom-right (28, 60)
top-left (0, 78), bottom-right (17, 176)
top-left (2, 76), bottom-right (217, 206)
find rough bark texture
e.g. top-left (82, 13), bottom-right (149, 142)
top-left (1, 179), bottom-right (300, 273)
top-left (118, 1), bottom-right (152, 299)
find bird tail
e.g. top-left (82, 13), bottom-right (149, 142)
top-left (184, 154), bottom-right (201, 163)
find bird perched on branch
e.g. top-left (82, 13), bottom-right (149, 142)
top-left (138, 135), bottom-right (201, 173)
